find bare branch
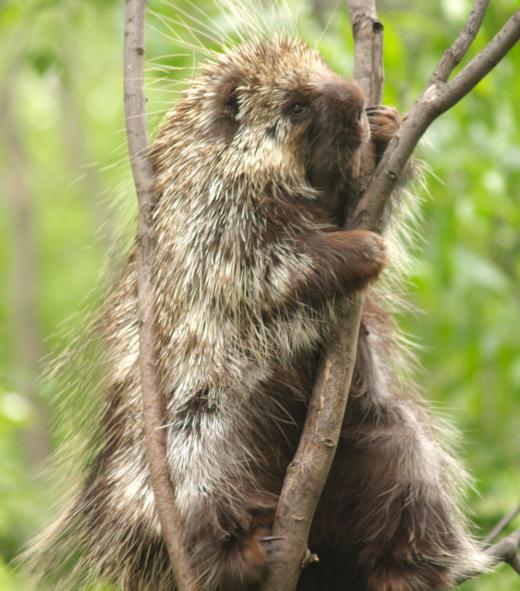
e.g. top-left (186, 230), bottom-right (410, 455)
top-left (439, 9), bottom-right (520, 113)
top-left (431, 0), bottom-right (489, 83)
top-left (485, 528), bottom-right (520, 573)
top-left (347, 0), bottom-right (384, 104)
top-left (457, 528), bottom-right (520, 584)
top-left (483, 505), bottom-right (520, 547)
top-left (260, 298), bottom-right (364, 590)
top-left (123, 1), bottom-right (198, 590)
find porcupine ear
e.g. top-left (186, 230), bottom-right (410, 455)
top-left (212, 71), bottom-right (242, 140)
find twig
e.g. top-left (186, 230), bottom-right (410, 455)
top-left (123, 1), bottom-right (198, 590)
top-left (431, 0), bottom-right (489, 84)
top-left (262, 1), bottom-right (519, 590)
top-left (486, 528), bottom-right (520, 571)
top-left (483, 505), bottom-right (520, 547)
top-left (457, 528), bottom-right (520, 584)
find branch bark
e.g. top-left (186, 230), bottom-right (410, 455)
top-left (457, 527), bottom-right (520, 584)
top-left (262, 2), bottom-right (519, 591)
top-left (350, 7), bottom-right (520, 234)
top-left (485, 528), bottom-right (520, 574)
top-left (123, 1), bottom-right (198, 590)
top-left (483, 505), bottom-right (520, 547)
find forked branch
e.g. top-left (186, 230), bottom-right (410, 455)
top-left (483, 505), bottom-right (520, 547)
top-left (123, 1), bottom-right (198, 590)
top-left (350, 7), bottom-right (520, 233)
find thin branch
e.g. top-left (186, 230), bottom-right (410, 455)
top-left (457, 528), bottom-right (520, 584)
top-left (431, 0), bottom-right (489, 83)
top-left (123, 1), bottom-right (198, 590)
top-left (347, 0), bottom-right (384, 105)
top-left (439, 9), bottom-right (520, 113)
top-left (486, 529), bottom-right (520, 569)
top-left (483, 505), bottom-right (520, 547)
top-left (260, 297), bottom-right (365, 591)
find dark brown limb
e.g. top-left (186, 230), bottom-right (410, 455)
top-left (123, 1), bottom-right (198, 590)
top-left (262, 1), bottom-right (519, 590)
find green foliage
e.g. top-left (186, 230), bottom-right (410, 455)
top-left (0, 0), bottom-right (518, 589)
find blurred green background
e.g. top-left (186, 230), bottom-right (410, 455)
top-left (0, 0), bottom-right (519, 589)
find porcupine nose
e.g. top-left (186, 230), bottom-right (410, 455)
top-left (306, 74), bottom-right (368, 190)
top-left (321, 75), bottom-right (366, 128)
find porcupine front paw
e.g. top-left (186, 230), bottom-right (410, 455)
top-left (366, 105), bottom-right (402, 157)
top-left (340, 230), bottom-right (387, 289)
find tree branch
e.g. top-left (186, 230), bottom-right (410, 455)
top-left (347, 0), bottom-right (384, 105)
top-left (123, 1), bottom-right (198, 590)
top-left (486, 528), bottom-right (520, 571)
top-left (439, 9), bottom-right (520, 113)
top-left (260, 297), bottom-right (365, 591)
top-left (431, 0), bottom-right (489, 83)
top-left (457, 528), bottom-right (520, 584)
top-left (262, 1), bottom-right (519, 590)
top-left (483, 504), bottom-right (520, 547)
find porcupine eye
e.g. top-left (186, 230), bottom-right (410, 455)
top-left (284, 99), bottom-right (310, 124)
top-left (290, 103), bottom-right (306, 115)
top-left (225, 87), bottom-right (239, 118)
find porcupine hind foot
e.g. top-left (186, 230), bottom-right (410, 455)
top-left (201, 527), bottom-right (285, 591)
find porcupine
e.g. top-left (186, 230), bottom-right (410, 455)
top-left (25, 35), bottom-right (491, 591)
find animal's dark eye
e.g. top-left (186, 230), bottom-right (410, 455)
top-left (289, 103), bottom-right (307, 115)
top-left (226, 90), bottom-right (239, 118)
